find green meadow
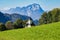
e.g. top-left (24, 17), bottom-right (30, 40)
top-left (0, 22), bottom-right (60, 40)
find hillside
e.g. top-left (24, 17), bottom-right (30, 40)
top-left (0, 22), bottom-right (60, 40)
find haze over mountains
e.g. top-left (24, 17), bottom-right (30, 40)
top-left (1, 3), bottom-right (44, 20)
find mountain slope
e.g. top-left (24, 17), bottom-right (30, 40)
top-left (0, 22), bottom-right (60, 40)
top-left (4, 13), bottom-right (30, 22)
top-left (0, 12), bottom-right (10, 23)
top-left (0, 12), bottom-right (30, 23)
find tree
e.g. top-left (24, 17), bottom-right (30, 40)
top-left (13, 19), bottom-right (24, 29)
top-left (39, 12), bottom-right (48, 24)
top-left (54, 8), bottom-right (60, 22)
top-left (47, 11), bottom-right (52, 23)
top-left (39, 8), bottom-right (60, 25)
top-left (5, 21), bottom-right (14, 30)
top-left (0, 23), bottom-right (6, 31)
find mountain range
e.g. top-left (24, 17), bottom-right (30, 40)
top-left (1, 3), bottom-right (44, 20)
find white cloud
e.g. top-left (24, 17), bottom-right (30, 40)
top-left (0, 7), bottom-right (10, 11)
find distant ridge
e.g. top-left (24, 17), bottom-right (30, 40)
top-left (0, 12), bottom-right (30, 23)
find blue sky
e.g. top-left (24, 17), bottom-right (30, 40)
top-left (0, 0), bottom-right (60, 11)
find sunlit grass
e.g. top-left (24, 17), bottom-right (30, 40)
top-left (0, 22), bottom-right (60, 40)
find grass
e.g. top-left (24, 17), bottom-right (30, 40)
top-left (0, 22), bottom-right (60, 40)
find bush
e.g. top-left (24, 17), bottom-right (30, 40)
top-left (5, 21), bottom-right (14, 30)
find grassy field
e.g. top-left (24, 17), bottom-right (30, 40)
top-left (0, 22), bottom-right (60, 40)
